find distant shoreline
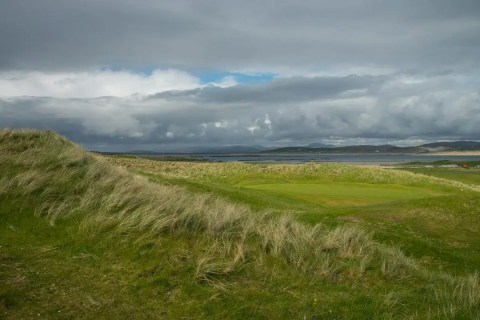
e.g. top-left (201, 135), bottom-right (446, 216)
top-left (428, 151), bottom-right (480, 156)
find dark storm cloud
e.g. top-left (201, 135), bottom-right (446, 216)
top-left (1, 74), bottom-right (480, 151)
top-left (151, 75), bottom-right (387, 104)
top-left (1, 0), bottom-right (479, 72)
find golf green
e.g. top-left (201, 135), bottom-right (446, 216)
top-left (244, 182), bottom-right (444, 207)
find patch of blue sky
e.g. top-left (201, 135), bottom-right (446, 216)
top-left (102, 64), bottom-right (276, 84)
top-left (197, 71), bottom-right (276, 84)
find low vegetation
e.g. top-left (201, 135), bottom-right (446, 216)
top-left (1, 130), bottom-right (480, 319)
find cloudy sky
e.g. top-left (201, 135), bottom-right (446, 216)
top-left (1, 0), bottom-right (479, 151)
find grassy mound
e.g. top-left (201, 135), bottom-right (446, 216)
top-left (1, 129), bottom-right (479, 319)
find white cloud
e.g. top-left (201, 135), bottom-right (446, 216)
top-left (33, 97), bottom-right (151, 138)
top-left (0, 69), bottom-right (201, 98)
top-left (2, 73), bottom-right (480, 150)
top-left (208, 76), bottom-right (238, 88)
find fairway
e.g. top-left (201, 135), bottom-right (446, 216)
top-left (244, 182), bottom-right (444, 207)
top-left (401, 168), bottom-right (480, 186)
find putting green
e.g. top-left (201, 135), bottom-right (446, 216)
top-left (244, 182), bottom-right (444, 208)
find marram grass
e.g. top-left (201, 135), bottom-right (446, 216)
top-left (1, 130), bottom-right (382, 279)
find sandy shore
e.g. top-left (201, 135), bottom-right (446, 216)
top-left (428, 151), bottom-right (480, 156)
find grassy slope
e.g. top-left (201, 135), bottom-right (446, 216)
top-left (1, 130), bottom-right (480, 319)
top-left (108, 157), bottom-right (480, 278)
top-left (108, 156), bottom-right (480, 317)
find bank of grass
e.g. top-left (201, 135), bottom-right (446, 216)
top-left (1, 129), bottom-right (480, 319)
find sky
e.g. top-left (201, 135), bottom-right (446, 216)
top-left (1, 0), bottom-right (479, 151)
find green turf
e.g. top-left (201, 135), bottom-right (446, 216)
top-left (243, 182), bottom-right (445, 207)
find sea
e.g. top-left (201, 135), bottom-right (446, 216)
top-left (154, 153), bottom-right (480, 164)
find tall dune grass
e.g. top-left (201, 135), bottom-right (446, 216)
top-left (1, 130), bottom-right (379, 277)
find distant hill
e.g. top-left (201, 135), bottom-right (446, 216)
top-left (190, 145), bottom-right (270, 154)
top-left (108, 141), bottom-right (480, 155)
top-left (420, 141), bottom-right (480, 151)
top-left (120, 150), bottom-right (164, 155)
top-left (116, 145), bottom-right (270, 155)
top-left (307, 142), bottom-right (334, 148)
top-left (263, 141), bottom-right (480, 154)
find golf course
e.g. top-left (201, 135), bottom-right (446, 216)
top-left (1, 130), bottom-right (480, 319)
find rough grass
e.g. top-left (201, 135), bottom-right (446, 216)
top-left (1, 129), bottom-right (480, 318)
top-left (106, 155), bottom-right (480, 192)
top-left (0, 129), bottom-right (382, 279)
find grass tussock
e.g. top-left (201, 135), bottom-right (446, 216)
top-left (432, 273), bottom-right (480, 319)
top-left (1, 129), bottom-right (480, 318)
top-left (377, 245), bottom-right (417, 279)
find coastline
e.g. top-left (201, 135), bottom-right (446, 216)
top-left (427, 151), bottom-right (480, 156)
